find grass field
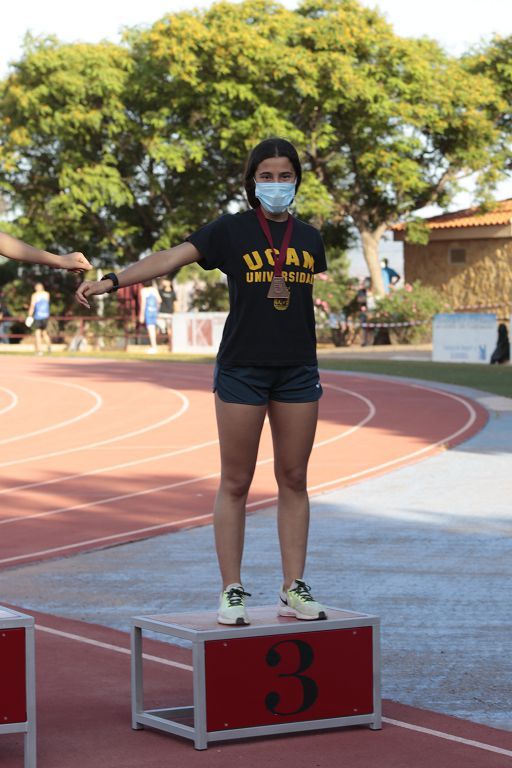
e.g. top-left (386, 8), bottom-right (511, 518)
top-left (2, 347), bottom-right (511, 398)
top-left (318, 358), bottom-right (512, 398)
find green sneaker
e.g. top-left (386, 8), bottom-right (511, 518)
top-left (217, 583), bottom-right (251, 625)
top-left (278, 579), bottom-right (327, 620)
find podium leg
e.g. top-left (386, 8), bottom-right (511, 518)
top-left (192, 641), bottom-right (207, 750)
top-left (131, 626), bottom-right (144, 730)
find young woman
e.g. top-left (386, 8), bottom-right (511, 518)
top-left (139, 281), bottom-right (161, 354)
top-left (0, 232), bottom-right (91, 271)
top-left (157, 277), bottom-right (176, 351)
top-left (76, 138), bottom-right (327, 625)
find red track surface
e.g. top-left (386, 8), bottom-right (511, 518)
top-left (0, 356), bottom-right (487, 569)
top-left (2, 357), bottom-right (507, 768)
top-left (1, 606), bottom-right (511, 767)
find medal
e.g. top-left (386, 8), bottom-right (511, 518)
top-left (267, 275), bottom-right (290, 300)
top-left (256, 206), bottom-right (294, 310)
top-left (273, 296), bottom-right (290, 311)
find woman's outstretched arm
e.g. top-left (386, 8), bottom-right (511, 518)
top-left (75, 242), bottom-right (200, 309)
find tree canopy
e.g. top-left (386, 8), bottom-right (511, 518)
top-left (0, 0), bottom-right (509, 295)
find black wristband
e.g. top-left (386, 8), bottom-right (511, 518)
top-left (101, 272), bottom-right (119, 293)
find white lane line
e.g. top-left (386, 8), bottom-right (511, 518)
top-left (0, 438), bottom-right (219, 504)
top-left (34, 624), bottom-right (512, 757)
top-left (0, 386), bottom-right (373, 529)
top-left (244, 384), bottom-right (477, 508)
top-left (307, 387), bottom-right (477, 494)
top-left (0, 382), bottom-right (103, 446)
top-left (0, 388), bottom-right (189, 469)
top-left (0, 387), bottom-right (19, 417)
top-left (382, 717), bottom-right (512, 758)
top-left (0, 383), bottom-right (479, 562)
top-left (35, 624), bottom-right (193, 672)
top-left (0, 507), bottom-right (217, 563)
top-left (0, 387), bottom-right (374, 558)
top-left (0, 366), bottom-right (212, 486)
top-left (0, 382), bottom-right (373, 498)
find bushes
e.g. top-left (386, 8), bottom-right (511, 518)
top-left (315, 276), bottom-right (450, 346)
top-left (373, 282), bottom-right (450, 343)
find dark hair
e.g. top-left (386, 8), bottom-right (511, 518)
top-left (244, 138), bottom-right (302, 208)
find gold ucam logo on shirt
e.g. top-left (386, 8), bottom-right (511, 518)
top-left (242, 248), bottom-right (315, 284)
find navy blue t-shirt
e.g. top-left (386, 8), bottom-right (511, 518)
top-left (187, 208), bottom-right (327, 366)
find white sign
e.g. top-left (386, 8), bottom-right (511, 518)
top-left (433, 313), bottom-right (497, 364)
top-left (172, 312), bottom-right (228, 354)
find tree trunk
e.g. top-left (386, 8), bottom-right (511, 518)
top-left (359, 225), bottom-right (387, 297)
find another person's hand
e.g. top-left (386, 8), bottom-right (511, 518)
top-left (58, 251), bottom-right (92, 272)
top-left (75, 280), bottom-right (110, 309)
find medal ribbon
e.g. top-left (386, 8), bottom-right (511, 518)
top-left (256, 206), bottom-right (294, 277)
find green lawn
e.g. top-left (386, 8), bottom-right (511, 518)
top-left (318, 358), bottom-right (512, 398)
top-left (2, 348), bottom-right (510, 398)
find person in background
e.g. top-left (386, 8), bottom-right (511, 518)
top-left (158, 277), bottom-right (177, 352)
top-left (380, 258), bottom-right (400, 294)
top-left (28, 282), bottom-right (51, 354)
top-left (0, 232), bottom-right (91, 271)
top-left (139, 280), bottom-right (161, 354)
top-left (490, 323), bottom-right (510, 365)
top-left (357, 277), bottom-right (376, 346)
top-left (0, 292), bottom-right (10, 344)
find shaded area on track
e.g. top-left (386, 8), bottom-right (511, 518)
top-left (0, 357), bottom-right (488, 568)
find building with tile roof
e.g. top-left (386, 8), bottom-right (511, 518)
top-left (392, 199), bottom-right (512, 317)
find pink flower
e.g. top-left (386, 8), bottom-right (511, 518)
top-left (404, 283), bottom-right (413, 292)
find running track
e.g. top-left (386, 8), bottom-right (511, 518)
top-left (0, 356), bottom-right (487, 569)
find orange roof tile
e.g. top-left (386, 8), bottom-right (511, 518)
top-left (392, 198), bottom-right (512, 231)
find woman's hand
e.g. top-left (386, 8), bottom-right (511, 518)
top-left (75, 279), bottom-right (111, 309)
top-left (57, 251), bottom-right (93, 272)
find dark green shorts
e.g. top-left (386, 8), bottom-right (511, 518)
top-left (213, 364), bottom-right (323, 405)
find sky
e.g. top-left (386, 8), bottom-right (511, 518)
top-left (1, 0), bottom-right (512, 274)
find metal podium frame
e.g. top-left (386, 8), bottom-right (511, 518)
top-left (131, 605), bottom-right (381, 750)
top-left (0, 606), bottom-right (37, 768)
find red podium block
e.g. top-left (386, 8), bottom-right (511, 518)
top-left (131, 605), bottom-right (380, 750)
top-left (0, 607), bottom-right (36, 767)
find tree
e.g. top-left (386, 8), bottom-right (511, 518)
top-left (1, 1), bottom-right (504, 299)
top-left (463, 35), bottom-right (512, 185)
top-left (0, 37), bottom-right (136, 262)
top-left (289, 0), bottom-right (505, 293)
top-left (130, 0), bottom-right (506, 293)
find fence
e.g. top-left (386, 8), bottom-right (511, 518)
top-left (0, 315), bottom-right (165, 350)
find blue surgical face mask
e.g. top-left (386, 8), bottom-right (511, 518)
top-left (254, 181), bottom-right (296, 214)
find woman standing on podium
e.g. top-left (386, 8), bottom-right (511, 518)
top-left (76, 138), bottom-right (327, 626)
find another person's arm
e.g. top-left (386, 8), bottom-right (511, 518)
top-left (76, 242), bottom-right (199, 309)
top-left (0, 232), bottom-right (92, 272)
